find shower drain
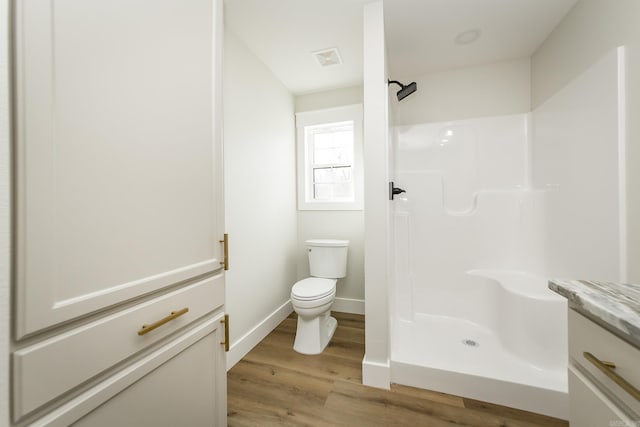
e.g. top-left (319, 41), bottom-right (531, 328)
top-left (462, 339), bottom-right (479, 348)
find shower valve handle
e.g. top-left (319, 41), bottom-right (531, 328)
top-left (389, 182), bottom-right (406, 200)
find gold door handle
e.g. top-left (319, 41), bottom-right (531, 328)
top-left (219, 233), bottom-right (229, 271)
top-left (220, 313), bottom-right (229, 352)
top-left (583, 352), bottom-right (640, 402)
top-left (138, 308), bottom-right (189, 336)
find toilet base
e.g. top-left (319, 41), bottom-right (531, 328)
top-left (293, 311), bottom-right (337, 355)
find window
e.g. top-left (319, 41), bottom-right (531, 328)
top-left (296, 105), bottom-right (363, 210)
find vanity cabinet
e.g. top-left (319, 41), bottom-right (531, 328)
top-left (568, 309), bottom-right (640, 426)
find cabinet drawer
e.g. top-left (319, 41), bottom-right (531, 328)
top-left (27, 314), bottom-right (226, 427)
top-left (13, 274), bottom-right (224, 420)
top-left (569, 309), bottom-right (640, 417)
top-left (568, 366), bottom-right (631, 427)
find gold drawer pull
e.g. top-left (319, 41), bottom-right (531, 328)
top-left (219, 233), bottom-right (229, 271)
top-left (137, 308), bottom-right (189, 336)
top-left (584, 352), bottom-right (640, 402)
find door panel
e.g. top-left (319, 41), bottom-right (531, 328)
top-left (14, 0), bottom-right (223, 337)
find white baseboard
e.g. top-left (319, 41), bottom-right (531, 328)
top-left (332, 297), bottom-right (365, 315)
top-left (226, 300), bottom-right (293, 371)
top-left (362, 356), bottom-right (391, 389)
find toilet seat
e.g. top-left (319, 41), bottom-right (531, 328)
top-left (291, 277), bottom-right (336, 301)
top-left (291, 291), bottom-right (335, 310)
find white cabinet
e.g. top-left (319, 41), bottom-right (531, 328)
top-left (14, 0), bottom-right (225, 338)
top-left (568, 367), bottom-right (629, 426)
top-left (72, 318), bottom-right (226, 427)
top-left (13, 274), bottom-right (225, 419)
top-left (24, 315), bottom-right (226, 427)
top-left (568, 309), bottom-right (640, 426)
top-left (10, 0), bottom-right (226, 425)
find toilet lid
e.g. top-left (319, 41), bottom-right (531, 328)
top-left (291, 278), bottom-right (336, 300)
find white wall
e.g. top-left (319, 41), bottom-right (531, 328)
top-left (294, 86), bottom-right (365, 307)
top-left (362, 0), bottom-right (390, 389)
top-left (295, 85), bottom-right (363, 112)
top-left (531, 0), bottom-right (640, 283)
top-left (296, 211), bottom-right (364, 301)
top-left (0, 0), bottom-right (10, 424)
top-left (393, 57), bottom-right (531, 125)
top-left (223, 30), bottom-right (298, 361)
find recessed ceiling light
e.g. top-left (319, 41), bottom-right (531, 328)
top-left (455, 29), bottom-right (481, 45)
top-left (312, 47), bottom-right (343, 67)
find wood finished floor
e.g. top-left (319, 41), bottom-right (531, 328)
top-left (227, 312), bottom-right (568, 427)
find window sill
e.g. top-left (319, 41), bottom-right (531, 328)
top-left (297, 201), bottom-right (363, 211)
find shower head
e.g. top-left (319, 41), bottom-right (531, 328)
top-left (388, 79), bottom-right (417, 101)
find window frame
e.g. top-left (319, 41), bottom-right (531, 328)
top-left (296, 104), bottom-right (363, 211)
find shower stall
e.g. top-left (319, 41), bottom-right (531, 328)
top-left (384, 48), bottom-right (626, 419)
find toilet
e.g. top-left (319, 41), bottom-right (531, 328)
top-left (291, 239), bottom-right (349, 355)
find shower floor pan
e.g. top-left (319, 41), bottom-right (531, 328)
top-left (391, 313), bottom-right (568, 419)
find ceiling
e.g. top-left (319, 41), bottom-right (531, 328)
top-left (385, 0), bottom-right (578, 79)
top-left (224, 0), bottom-right (367, 95)
top-left (224, 0), bottom-right (577, 95)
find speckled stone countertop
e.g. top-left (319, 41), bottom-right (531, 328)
top-left (549, 279), bottom-right (640, 348)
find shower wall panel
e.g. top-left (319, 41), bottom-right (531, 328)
top-left (392, 114), bottom-right (547, 318)
top-left (532, 48), bottom-right (625, 282)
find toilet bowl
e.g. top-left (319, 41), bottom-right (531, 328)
top-left (291, 239), bottom-right (348, 355)
top-left (291, 277), bottom-right (337, 354)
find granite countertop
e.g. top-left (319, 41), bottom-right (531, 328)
top-left (549, 279), bottom-right (640, 348)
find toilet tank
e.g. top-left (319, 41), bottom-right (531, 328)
top-left (306, 239), bottom-right (349, 279)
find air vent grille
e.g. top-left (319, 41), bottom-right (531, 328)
top-left (312, 47), bottom-right (342, 67)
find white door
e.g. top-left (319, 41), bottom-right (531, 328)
top-left (14, 0), bottom-right (225, 338)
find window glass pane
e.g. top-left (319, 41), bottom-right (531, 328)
top-left (310, 126), bottom-right (353, 165)
top-left (313, 182), bottom-right (354, 200)
top-left (313, 166), bottom-right (352, 184)
top-left (331, 182), bottom-right (353, 198)
top-left (313, 132), bottom-right (335, 150)
top-left (313, 183), bottom-right (333, 200)
top-left (303, 118), bottom-right (357, 204)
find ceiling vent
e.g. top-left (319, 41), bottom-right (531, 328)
top-left (312, 47), bottom-right (343, 67)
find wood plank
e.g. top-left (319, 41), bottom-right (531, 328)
top-left (287, 311), bottom-right (365, 330)
top-left (322, 380), bottom-right (469, 427)
top-left (323, 380), bottom-right (555, 427)
top-left (275, 317), bottom-right (297, 334)
top-left (243, 340), bottom-right (363, 384)
top-left (390, 383), bottom-right (465, 408)
top-left (331, 324), bottom-right (365, 345)
top-left (463, 397), bottom-right (568, 427)
top-left (228, 311), bottom-right (567, 427)
top-left (282, 312), bottom-right (365, 345)
top-left (331, 312), bottom-right (366, 329)
top-left (227, 359), bottom-right (333, 426)
top-left (227, 396), bottom-right (335, 427)
top-left (260, 329), bottom-right (364, 362)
